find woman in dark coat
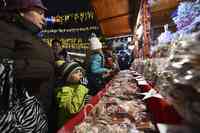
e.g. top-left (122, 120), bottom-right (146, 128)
top-left (0, 0), bottom-right (55, 132)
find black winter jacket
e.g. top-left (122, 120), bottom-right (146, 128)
top-left (0, 17), bottom-right (55, 111)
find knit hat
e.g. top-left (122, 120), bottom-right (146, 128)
top-left (56, 61), bottom-right (84, 82)
top-left (89, 36), bottom-right (102, 50)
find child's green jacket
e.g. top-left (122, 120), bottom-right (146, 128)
top-left (56, 84), bottom-right (88, 127)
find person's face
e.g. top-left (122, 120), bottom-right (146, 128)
top-left (68, 69), bottom-right (83, 83)
top-left (52, 42), bottom-right (62, 54)
top-left (21, 7), bottom-right (45, 30)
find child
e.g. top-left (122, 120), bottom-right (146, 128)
top-left (55, 60), bottom-right (89, 128)
top-left (86, 35), bottom-right (113, 95)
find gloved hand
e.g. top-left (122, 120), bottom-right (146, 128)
top-left (80, 77), bottom-right (88, 86)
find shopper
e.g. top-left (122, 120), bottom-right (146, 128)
top-left (55, 60), bottom-right (89, 128)
top-left (103, 42), bottom-right (120, 71)
top-left (86, 35), bottom-right (113, 95)
top-left (51, 39), bottom-right (71, 63)
top-left (0, 0), bottom-right (55, 132)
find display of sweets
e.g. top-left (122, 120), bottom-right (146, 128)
top-left (161, 32), bottom-right (200, 127)
top-left (172, 1), bottom-right (200, 34)
top-left (73, 70), bottom-right (156, 133)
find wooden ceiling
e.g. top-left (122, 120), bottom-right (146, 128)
top-left (90, 0), bottom-right (140, 37)
top-left (151, 0), bottom-right (179, 26)
top-left (90, 0), bottom-right (180, 37)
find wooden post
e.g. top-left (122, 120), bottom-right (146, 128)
top-left (142, 0), bottom-right (151, 58)
top-left (133, 0), bottom-right (143, 59)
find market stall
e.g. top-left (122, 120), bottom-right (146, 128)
top-left (44, 0), bottom-right (200, 132)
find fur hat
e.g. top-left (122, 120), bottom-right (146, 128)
top-left (56, 61), bottom-right (84, 81)
top-left (89, 36), bottom-right (102, 50)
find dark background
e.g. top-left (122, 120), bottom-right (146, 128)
top-left (43, 0), bottom-right (91, 15)
top-left (41, 0), bottom-right (101, 53)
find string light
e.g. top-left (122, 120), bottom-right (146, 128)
top-left (42, 26), bottom-right (99, 34)
top-left (43, 11), bottom-right (100, 50)
top-left (45, 11), bottom-right (95, 24)
top-left (43, 37), bottom-right (106, 49)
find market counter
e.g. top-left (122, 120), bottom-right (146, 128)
top-left (58, 70), bottom-right (156, 133)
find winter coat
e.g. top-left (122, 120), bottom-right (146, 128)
top-left (56, 84), bottom-right (88, 127)
top-left (0, 14), bottom-right (55, 112)
top-left (87, 52), bottom-right (109, 95)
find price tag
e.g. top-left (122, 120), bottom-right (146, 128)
top-left (138, 80), bottom-right (148, 85)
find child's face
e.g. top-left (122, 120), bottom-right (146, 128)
top-left (68, 69), bottom-right (83, 83)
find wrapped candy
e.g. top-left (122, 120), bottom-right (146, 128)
top-left (172, 1), bottom-right (200, 35)
top-left (151, 25), bottom-right (174, 58)
top-left (74, 70), bottom-right (156, 132)
top-left (161, 32), bottom-right (200, 127)
top-left (158, 24), bottom-right (174, 45)
top-left (172, 1), bottom-right (194, 31)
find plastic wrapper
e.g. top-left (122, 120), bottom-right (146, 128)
top-left (160, 32), bottom-right (200, 126)
top-left (131, 59), bottom-right (145, 75)
top-left (143, 59), bottom-right (158, 83)
top-left (153, 45), bottom-right (172, 58)
top-left (130, 58), bottom-right (172, 90)
top-left (171, 1), bottom-right (200, 35)
top-left (73, 70), bottom-right (156, 133)
top-left (158, 24), bottom-right (175, 45)
top-left (172, 1), bottom-right (200, 31)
